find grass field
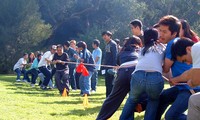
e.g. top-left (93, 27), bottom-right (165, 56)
top-left (0, 74), bottom-right (168, 120)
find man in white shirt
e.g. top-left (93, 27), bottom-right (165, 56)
top-left (38, 45), bottom-right (57, 90)
top-left (170, 39), bottom-right (200, 120)
top-left (13, 53), bottom-right (28, 82)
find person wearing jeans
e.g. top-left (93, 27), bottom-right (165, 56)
top-left (38, 45), bottom-right (57, 90)
top-left (120, 28), bottom-right (165, 120)
top-left (96, 36), bottom-right (141, 120)
top-left (155, 15), bottom-right (200, 120)
top-left (91, 39), bottom-right (102, 92)
top-left (77, 41), bottom-right (95, 96)
top-left (13, 53), bottom-right (28, 82)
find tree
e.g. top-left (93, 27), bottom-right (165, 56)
top-left (0, 0), bottom-right (52, 73)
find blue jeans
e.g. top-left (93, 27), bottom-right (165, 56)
top-left (156, 86), bottom-right (196, 120)
top-left (120, 71), bottom-right (164, 120)
top-left (91, 70), bottom-right (98, 91)
top-left (14, 68), bottom-right (27, 80)
top-left (79, 71), bottom-right (93, 95)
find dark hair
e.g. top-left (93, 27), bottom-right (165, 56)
top-left (37, 53), bottom-right (42, 58)
top-left (158, 15), bottom-right (181, 37)
top-left (114, 39), bottom-right (120, 45)
top-left (171, 38), bottom-right (194, 61)
top-left (180, 19), bottom-right (198, 40)
top-left (57, 44), bottom-right (63, 49)
top-left (64, 41), bottom-right (70, 47)
top-left (142, 28), bottom-right (158, 56)
top-left (77, 41), bottom-right (87, 49)
top-left (102, 31), bottom-right (112, 37)
top-left (92, 39), bottom-right (100, 47)
top-left (121, 35), bottom-right (141, 51)
top-left (23, 53), bottom-right (28, 56)
top-left (130, 19), bottom-right (143, 30)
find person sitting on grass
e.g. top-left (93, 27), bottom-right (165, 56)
top-left (13, 53), bottom-right (28, 82)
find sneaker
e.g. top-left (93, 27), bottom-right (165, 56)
top-left (71, 89), bottom-right (76, 91)
top-left (91, 90), bottom-right (96, 93)
top-left (16, 79), bottom-right (21, 82)
top-left (30, 84), bottom-right (35, 87)
top-left (22, 79), bottom-right (28, 82)
top-left (40, 86), bottom-right (47, 90)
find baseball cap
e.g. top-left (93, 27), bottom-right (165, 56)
top-left (51, 45), bottom-right (57, 50)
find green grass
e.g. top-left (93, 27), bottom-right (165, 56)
top-left (0, 75), bottom-right (169, 120)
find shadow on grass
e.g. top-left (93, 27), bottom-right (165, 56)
top-left (40, 100), bottom-right (81, 105)
top-left (50, 105), bottom-right (102, 116)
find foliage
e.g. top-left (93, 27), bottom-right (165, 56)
top-left (0, 0), bottom-right (52, 73)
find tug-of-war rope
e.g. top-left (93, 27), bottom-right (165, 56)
top-left (59, 60), bottom-right (195, 107)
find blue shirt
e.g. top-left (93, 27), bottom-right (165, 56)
top-left (31, 58), bottom-right (39, 69)
top-left (166, 38), bottom-right (200, 90)
top-left (165, 38), bottom-right (192, 77)
top-left (92, 47), bottom-right (102, 70)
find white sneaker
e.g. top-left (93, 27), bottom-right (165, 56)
top-left (30, 84), bottom-right (35, 87)
top-left (16, 79), bottom-right (21, 82)
top-left (91, 90), bottom-right (96, 93)
top-left (22, 79), bottom-right (28, 82)
top-left (71, 89), bottom-right (76, 91)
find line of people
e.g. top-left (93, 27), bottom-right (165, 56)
top-left (13, 14), bottom-right (200, 120)
top-left (96, 15), bottom-right (200, 120)
top-left (13, 40), bottom-right (102, 96)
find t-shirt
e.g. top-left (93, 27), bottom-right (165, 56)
top-left (192, 42), bottom-right (200, 68)
top-left (13, 58), bottom-right (27, 70)
top-left (165, 38), bottom-right (192, 77)
top-left (134, 43), bottom-right (166, 73)
top-left (30, 58), bottom-right (39, 69)
top-left (38, 51), bottom-right (54, 67)
top-left (52, 52), bottom-right (69, 70)
top-left (92, 47), bottom-right (102, 70)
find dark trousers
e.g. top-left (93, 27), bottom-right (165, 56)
top-left (25, 68), bottom-right (38, 84)
top-left (69, 66), bottom-right (77, 89)
top-left (55, 70), bottom-right (70, 94)
top-left (75, 72), bottom-right (81, 89)
top-left (156, 86), bottom-right (200, 120)
top-left (39, 66), bottom-right (51, 87)
top-left (105, 69), bottom-right (115, 97)
top-left (96, 67), bottom-right (135, 120)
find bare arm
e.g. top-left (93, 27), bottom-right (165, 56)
top-left (163, 58), bottom-right (174, 73)
top-left (95, 56), bottom-right (100, 63)
top-left (187, 69), bottom-right (200, 87)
